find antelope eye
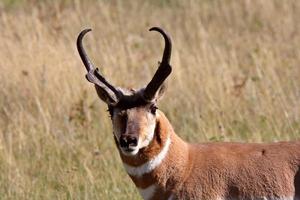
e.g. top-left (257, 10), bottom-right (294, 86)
top-left (150, 104), bottom-right (158, 114)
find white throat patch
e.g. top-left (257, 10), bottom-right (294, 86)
top-left (123, 135), bottom-right (171, 177)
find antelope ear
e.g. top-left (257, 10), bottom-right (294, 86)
top-left (155, 84), bottom-right (167, 101)
top-left (94, 85), bottom-right (119, 105)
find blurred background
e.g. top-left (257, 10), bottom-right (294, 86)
top-left (0, 0), bottom-right (299, 199)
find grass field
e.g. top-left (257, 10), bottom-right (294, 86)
top-left (0, 0), bottom-right (299, 199)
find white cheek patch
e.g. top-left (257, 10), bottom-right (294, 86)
top-left (138, 112), bottom-right (158, 149)
top-left (139, 120), bottom-right (156, 149)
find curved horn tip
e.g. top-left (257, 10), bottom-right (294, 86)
top-left (149, 27), bottom-right (171, 42)
top-left (83, 28), bottom-right (92, 33)
top-left (78, 28), bottom-right (93, 38)
top-left (149, 27), bottom-right (164, 33)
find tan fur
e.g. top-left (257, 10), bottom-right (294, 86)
top-left (117, 110), bottom-right (300, 200)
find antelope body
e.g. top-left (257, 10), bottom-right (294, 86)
top-left (77, 27), bottom-right (300, 200)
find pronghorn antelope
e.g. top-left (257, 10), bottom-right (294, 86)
top-left (77, 27), bottom-right (300, 200)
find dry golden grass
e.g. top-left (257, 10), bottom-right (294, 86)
top-left (0, 0), bottom-right (299, 199)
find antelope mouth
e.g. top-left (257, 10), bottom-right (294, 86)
top-left (120, 146), bottom-right (139, 156)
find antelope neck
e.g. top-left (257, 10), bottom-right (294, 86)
top-left (117, 111), bottom-right (190, 200)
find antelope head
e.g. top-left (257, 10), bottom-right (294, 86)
top-left (77, 27), bottom-right (172, 156)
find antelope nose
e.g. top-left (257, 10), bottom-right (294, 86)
top-left (119, 135), bottom-right (138, 148)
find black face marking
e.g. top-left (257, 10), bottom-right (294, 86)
top-left (115, 97), bottom-right (149, 110)
top-left (118, 110), bottom-right (128, 134)
top-left (108, 102), bottom-right (157, 119)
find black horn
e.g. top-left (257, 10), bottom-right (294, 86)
top-left (77, 29), bottom-right (121, 105)
top-left (143, 27), bottom-right (172, 102)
